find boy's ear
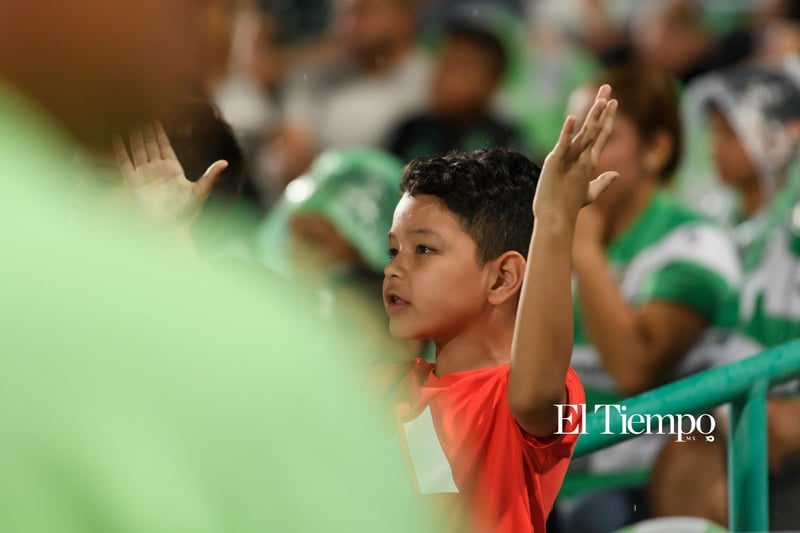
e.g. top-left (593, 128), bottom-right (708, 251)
top-left (487, 251), bottom-right (526, 306)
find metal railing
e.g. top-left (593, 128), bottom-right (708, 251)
top-left (572, 338), bottom-right (800, 532)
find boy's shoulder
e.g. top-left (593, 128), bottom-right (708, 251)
top-left (370, 360), bottom-right (518, 407)
top-left (368, 358), bottom-right (433, 406)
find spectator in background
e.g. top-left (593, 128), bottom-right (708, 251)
top-left (651, 60), bottom-right (800, 531)
top-left (213, 2), bottom-right (282, 188)
top-left (386, 6), bottom-right (523, 163)
top-left (161, 98), bottom-right (260, 256)
top-left (264, 0), bottom-right (431, 195)
top-left (164, 99), bottom-right (246, 213)
top-left (555, 64), bottom-right (740, 533)
top-left (213, 0), bottom-right (349, 210)
top-left (757, 0), bottom-right (800, 63)
top-left (418, 0), bottom-right (524, 29)
top-left (578, 0), bottom-right (756, 85)
top-left (254, 148), bottom-right (420, 363)
top-left (499, 1), bottom-right (602, 161)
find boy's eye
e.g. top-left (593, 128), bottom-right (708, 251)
top-left (388, 248), bottom-right (398, 258)
top-left (416, 245), bottom-right (434, 254)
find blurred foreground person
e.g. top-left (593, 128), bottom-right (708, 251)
top-left (0, 2), bottom-right (430, 532)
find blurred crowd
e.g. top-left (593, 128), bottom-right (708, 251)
top-left (3, 0), bottom-right (800, 531)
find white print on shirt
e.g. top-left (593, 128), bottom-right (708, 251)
top-left (401, 406), bottom-right (459, 494)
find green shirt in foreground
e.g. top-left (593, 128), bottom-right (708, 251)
top-left (0, 83), bottom-right (426, 533)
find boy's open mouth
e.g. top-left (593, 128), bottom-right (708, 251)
top-left (384, 291), bottom-right (411, 313)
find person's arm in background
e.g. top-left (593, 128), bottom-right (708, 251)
top-left (571, 207), bottom-right (709, 396)
top-left (714, 393), bottom-right (800, 473)
top-left (508, 85), bottom-right (618, 437)
top-left (767, 397), bottom-right (800, 472)
top-left (113, 121), bottom-right (227, 253)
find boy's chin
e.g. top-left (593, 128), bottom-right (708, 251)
top-left (388, 320), bottom-right (425, 342)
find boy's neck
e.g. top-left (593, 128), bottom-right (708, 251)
top-left (432, 310), bottom-right (514, 377)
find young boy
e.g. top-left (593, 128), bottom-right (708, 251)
top-left (381, 85), bottom-right (618, 532)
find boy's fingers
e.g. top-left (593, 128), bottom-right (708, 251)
top-left (154, 121), bottom-right (177, 160)
top-left (574, 96), bottom-right (608, 153)
top-left (551, 114), bottom-right (577, 162)
top-left (112, 136), bottom-right (134, 177)
top-left (595, 84), bottom-right (612, 102)
top-left (142, 122), bottom-right (161, 162)
top-left (576, 85), bottom-right (613, 150)
top-left (585, 171), bottom-right (619, 205)
top-left (130, 129), bottom-right (148, 168)
top-left (589, 99), bottom-right (617, 163)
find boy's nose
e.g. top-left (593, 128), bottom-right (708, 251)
top-left (384, 257), bottom-right (404, 278)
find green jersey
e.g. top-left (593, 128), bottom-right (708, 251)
top-left (681, 61), bottom-right (800, 396)
top-left (716, 180), bottom-right (800, 396)
top-left (571, 192), bottom-right (740, 476)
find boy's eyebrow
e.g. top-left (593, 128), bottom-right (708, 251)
top-left (388, 228), bottom-right (440, 238)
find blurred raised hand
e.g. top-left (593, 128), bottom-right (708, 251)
top-left (113, 122), bottom-right (227, 224)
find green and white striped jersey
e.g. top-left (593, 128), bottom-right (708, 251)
top-left (570, 192), bottom-right (741, 475)
top-left (716, 180), bottom-right (800, 396)
top-left (678, 61), bottom-right (800, 394)
top-left (739, 223), bottom-right (800, 348)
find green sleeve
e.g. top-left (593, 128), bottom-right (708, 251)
top-left (639, 261), bottom-right (739, 327)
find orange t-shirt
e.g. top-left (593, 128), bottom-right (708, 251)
top-left (391, 360), bottom-right (584, 533)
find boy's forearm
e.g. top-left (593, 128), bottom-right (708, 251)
top-left (507, 86), bottom-right (616, 435)
top-left (509, 216), bottom-right (575, 435)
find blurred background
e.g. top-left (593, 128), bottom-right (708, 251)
top-left (204, 0), bottom-right (794, 208)
top-left (196, 0), bottom-right (800, 263)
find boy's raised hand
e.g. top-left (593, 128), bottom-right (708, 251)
top-left (113, 121), bottom-right (227, 224)
top-left (533, 84), bottom-right (617, 222)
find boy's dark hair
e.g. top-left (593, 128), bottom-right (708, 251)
top-left (401, 148), bottom-right (539, 264)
